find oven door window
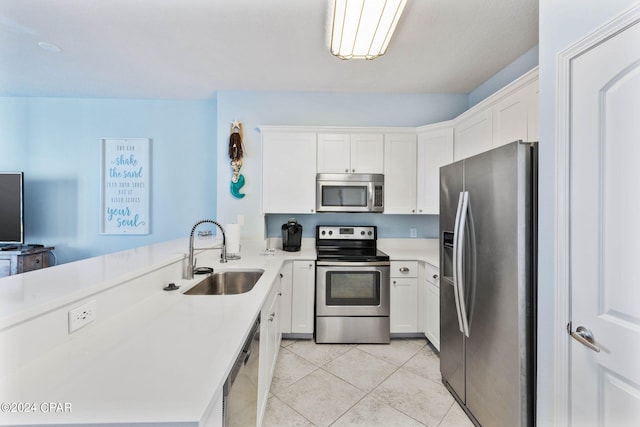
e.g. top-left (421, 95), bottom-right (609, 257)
top-left (325, 271), bottom-right (380, 306)
top-left (321, 185), bottom-right (368, 208)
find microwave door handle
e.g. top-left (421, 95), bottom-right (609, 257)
top-left (452, 192), bottom-right (465, 334)
top-left (368, 182), bottom-right (374, 210)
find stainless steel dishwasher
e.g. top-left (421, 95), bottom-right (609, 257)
top-left (223, 314), bottom-right (260, 427)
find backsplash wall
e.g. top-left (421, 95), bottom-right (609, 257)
top-left (265, 213), bottom-right (439, 239)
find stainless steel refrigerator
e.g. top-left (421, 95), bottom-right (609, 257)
top-left (439, 141), bottom-right (536, 427)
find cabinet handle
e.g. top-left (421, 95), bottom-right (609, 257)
top-left (311, 209), bottom-right (314, 212)
top-left (399, 267), bottom-right (410, 273)
top-left (278, 292), bottom-right (282, 296)
top-left (279, 273), bottom-right (284, 278)
top-left (309, 263), bottom-right (313, 268)
top-left (432, 274), bottom-right (438, 280)
top-left (269, 312), bottom-right (276, 322)
top-left (393, 280), bottom-right (397, 285)
top-left (345, 169), bottom-right (349, 173)
top-left (352, 169), bottom-right (355, 173)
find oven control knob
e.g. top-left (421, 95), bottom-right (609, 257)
top-left (321, 230), bottom-right (326, 235)
top-left (328, 230), bottom-right (333, 235)
top-left (361, 231), bottom-right (365, 236)
top-left (368, 231), bottom-right (373, 236)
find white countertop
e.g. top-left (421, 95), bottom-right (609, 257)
top-left (0, 240), bottom-right (314, 426)
top-left (0, 238), bottom-right (433, 426)
top-left (378, 238), bottom-right (440, 267)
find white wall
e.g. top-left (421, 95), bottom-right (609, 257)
top-left (537, 0), bottom-right (638, 424)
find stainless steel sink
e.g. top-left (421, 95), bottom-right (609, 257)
top-left (183, 269), bottom-right (264, 295)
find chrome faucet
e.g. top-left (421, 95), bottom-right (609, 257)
top-left (186, 219), bottom-right (227, 279)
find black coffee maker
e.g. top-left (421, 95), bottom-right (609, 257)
top-left (281, 218), bottom-right (303, 252)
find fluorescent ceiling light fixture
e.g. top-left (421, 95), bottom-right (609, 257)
top-left (330, 0), bottom-right (408, 60)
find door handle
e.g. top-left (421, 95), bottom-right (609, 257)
top-left (568, 322), bottom-right (601, 353)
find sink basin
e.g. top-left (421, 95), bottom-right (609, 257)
top-left (184, 269), bottom-right (264, 295)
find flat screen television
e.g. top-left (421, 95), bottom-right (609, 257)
top-left (0, 172), bottom-right (24, 245)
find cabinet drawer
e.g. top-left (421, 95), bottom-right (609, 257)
top-left (425, 263), bottom-right (440, 287)
top-left (19, 254), bottom-right (45, 273)
top-left (390, 261), bottom-right (418, 278)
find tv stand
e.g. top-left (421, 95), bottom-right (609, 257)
top-left (0, 246), bottom-right (55, 278)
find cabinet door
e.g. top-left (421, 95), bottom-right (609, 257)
top-left (279, 262), bottom-right (293, 334)
top-left (425, 282), bottom-right (440, 350)
top-left (291, 261), bottom-right (315, 334)
top-left (526, 79), bottom-right (539, 142)
top-left (317, 133), bottom-right (350, 173)
top-left (390, 277), bottom-right (418, 333)
top-left (384, 133), bottom-right (417, 214)
top-left (350, 133), bottom-right (384, 173)
top-left (416, 127), bottom-right (454, 214)
top-left (454, 109), bottom-right (493, 161)
top-left (262, 132), bottom-right (317, 213)
top-left (492, 87), bottom-right (530, 148)
top-left (258, 279), bottom-right (282, 418)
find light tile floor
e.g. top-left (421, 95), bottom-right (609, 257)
top-left (263, 338), bottom-right (474, 427)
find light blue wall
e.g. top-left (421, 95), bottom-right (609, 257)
top-left (1, 46), bottom-right (540, 263)
top-left (266, 214), bottom-right (439, 239)
top-left (0, 97), bottom-right (217, 264)
top-left (468, 45), bottom-right (539, 107)
top-left (536, 1), bottom-right (637, 424)
top-left (214, 91), bottom-right (470, 239)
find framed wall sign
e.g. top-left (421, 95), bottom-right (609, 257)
top-left (100, 138), bottom-right (151, 235)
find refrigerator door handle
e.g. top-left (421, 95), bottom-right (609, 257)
top-left (452, 192), bottom-right (465, 334)
top-left (457, 191), bottom-right (471, 338)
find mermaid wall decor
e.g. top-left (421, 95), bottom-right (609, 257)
top-left (229, 120), bottom-right (246, 199)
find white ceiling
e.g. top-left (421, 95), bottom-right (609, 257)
top-left (0, 0), bottom-right (539, 99)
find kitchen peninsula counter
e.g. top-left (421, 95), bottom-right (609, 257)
top-left (0, 239), bottom-right (314, 427)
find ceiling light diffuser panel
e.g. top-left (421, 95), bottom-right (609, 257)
top-left (330, 0), bottom-right (408, 60)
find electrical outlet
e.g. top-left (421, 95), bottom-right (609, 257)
top-left (410, 228), bottom-right (418, 238)
top-left (68, 300), bottom-right (97, 333)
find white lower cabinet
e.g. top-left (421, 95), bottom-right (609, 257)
top-left (291, 260), bottom-right (315, 335)
top-left (423, 263), bottom-right (440, 350)
top-left (390, 261), bottom-right (418, 333)
top-left (278, 262), bottom-right (293, 334)
top-left (257, 276), bottom-right (282, 425)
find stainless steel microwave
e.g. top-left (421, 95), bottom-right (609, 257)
top-left (316, 173), bottom-right (384, 213)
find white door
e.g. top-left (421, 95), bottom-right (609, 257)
top-left (568, 12), bottom-right (640, 427)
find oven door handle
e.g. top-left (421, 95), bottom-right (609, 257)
top-left (316, 261), bottom-right (391, 267)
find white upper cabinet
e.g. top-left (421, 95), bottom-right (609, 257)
top-left (454, 109), bottom-right (493, 161)
top-left (384, 133), bottom-right (417, 214)
top-left (262, 131), bottom-right (317, 213)
top-left (416, 125), bottom-right (454, 215)
top-left (317, 133), bottom-right (384, 174)
top-left (492, 76), bottom-right (539, 148)
top-left (454, 69), bottom-right (539, 161)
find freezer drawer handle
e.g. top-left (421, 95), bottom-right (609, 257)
top-left (567, 322), bottom-right (601, 353)
top-left (399, 267), bottom-right (410, 272)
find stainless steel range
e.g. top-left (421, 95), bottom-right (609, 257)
top-left (315, 225), bottom-right (390, 344)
